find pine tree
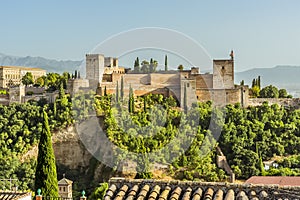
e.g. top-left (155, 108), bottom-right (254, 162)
top-left (120, 76), bottom-right (124, 101)
top-left (35, 110), bottom-right (59, 197)
top-left (165, 55), bottom-right (168, 71)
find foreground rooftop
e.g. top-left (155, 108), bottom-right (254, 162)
top-left (104, 178), bottom-right (300, 200)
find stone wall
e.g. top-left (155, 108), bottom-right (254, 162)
top-left (67, 79), bottom-right (89, 96)
top-left (248, 98), bottom-right (300, 108)
top-left (192, 74), bottom-right (213, 89)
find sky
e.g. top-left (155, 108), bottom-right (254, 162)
top-left (1, 0), bottom-right (300, 71)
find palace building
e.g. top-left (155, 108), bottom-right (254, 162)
top-left (0, 66), bottom-right (46, 88)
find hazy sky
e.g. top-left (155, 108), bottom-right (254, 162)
top-left (1, 0), bottom-right (300, 71)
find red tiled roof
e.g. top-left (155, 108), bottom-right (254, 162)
top-left (245, 176), bottom-right (300, 186)
top-left (104, 178), bottom-right (300, 200)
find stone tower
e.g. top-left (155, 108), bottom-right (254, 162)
top-left (213, 50), bottom-right (234, 89)
top-left (85, 54), bottom-right (105, 88)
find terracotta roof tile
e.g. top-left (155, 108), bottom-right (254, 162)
top-left (114, 184), bottom-right (129, 200)
top-left (214, 189), bottom-right (224, 200)
top-left (245, 176), bottom-right (300, 186)
top-left (204, 187), bottom-right (214, 199)
top-left (158, 186), bottom-right (171, 200)
top-left (136, 184), bottom-right (150, 200)
top-left (192, 187), bottom-right (203, 200)
top-left (224, 189), bottom-right (234, 200)
top-left (182, 187), bottom-right (192, 200)
top-left (125, 184), bottom-right (139, 200)
top-left (106, 178), bottom-right (300, 200)
top-left (169, 186), bottom-right (182, 200)
top-left (148, 185), bottom-right (161, 200)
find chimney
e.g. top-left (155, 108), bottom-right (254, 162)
top-left (80, 190), bottom-right (87, 200)
top-left (36, 189), bottom-right (42, 200)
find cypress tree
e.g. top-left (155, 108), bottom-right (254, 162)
top-left (53, 101), bottom-right (57, 117)
top-left (116, 81), bottom-right (119, 102)
top-left (150, 58), bottom-right (154, 73)
top-left (128, 85), bottom-right (132, 113)
top-left (134, 57), bottom-right (140, 72)
top-left (251, 79), bottom-right (256, 88)
top-left (35, 110), bottom-right (59, 197)
top-left (183, 83), bottom-right (188, 113)
top-left (104, 86), bottom-right (107, 96)
top-left (165, 55), bottom-right (168, 71)
top-left (128, 85), bottom-right (134, 113)
top-left (74, 70), bottom-right (78, 79)
top-left (120, 76), bottom-right (124, 101)
top-left (143, 96), bottom-right (147, 112)
top-left (59, 83), bottom-right (65, 99)
top-left (258, 76), bottom-right (261, 89)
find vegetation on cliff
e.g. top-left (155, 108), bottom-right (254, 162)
top-left (1, 78), bottom-right (300, 196)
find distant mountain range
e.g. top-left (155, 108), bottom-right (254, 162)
top-left (0, 53), bottom-right (82, 73)
top-left (0, 53), bottom-right (299, 96)
top-left (235, 66), bottom-right (300, 97)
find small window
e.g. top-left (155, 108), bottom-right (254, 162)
top-left (221, 66), bottom-right (225, 70)
top-left (63, 187), bottom-right (65, 192)
top-left (187, 83), bottom-right (190, 87)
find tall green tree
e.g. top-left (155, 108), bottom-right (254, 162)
top-left (165, 55), bottom-right (168, 71)
top-left (120, 76), bottom-right (124, 101)
top-left (128, 85), bottom-right (134, 113)
top-left (104, 86), bottom-right (107, 96)
top-left (183, 83), bottom-right (188, 112)
top-left (258, 76), bottom-right (261, 89)
top-left (22, 72), bottom-right (34, 86)
top-left (116, 81), bottom-right (119, 102)
top-left (35, 110), bottom-right (59, 197)
top-left (134, 57), bottom-right (140, 72)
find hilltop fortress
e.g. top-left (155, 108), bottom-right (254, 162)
top-left (80, 51), bottom-right (249, 107)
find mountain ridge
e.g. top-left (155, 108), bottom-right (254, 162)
top-left (0, 53), bottom-right (82, 73)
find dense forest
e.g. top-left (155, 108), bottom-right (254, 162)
top-left (1, 81), bottom-right (300, 194)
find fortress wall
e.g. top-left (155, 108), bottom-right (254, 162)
top-left (192, 74), bottom-right (213, 89)
top-left (196, 88), bottom-right (242, 106)
top-left (248, 98), bottom-right (300, 108)
top-left (150, 73), bottom-right (180, 86)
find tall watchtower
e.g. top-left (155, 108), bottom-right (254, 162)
top-left (85, 54), bottom-right (105, 87)
top-left (213, 50), bottom-right (234, 89)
